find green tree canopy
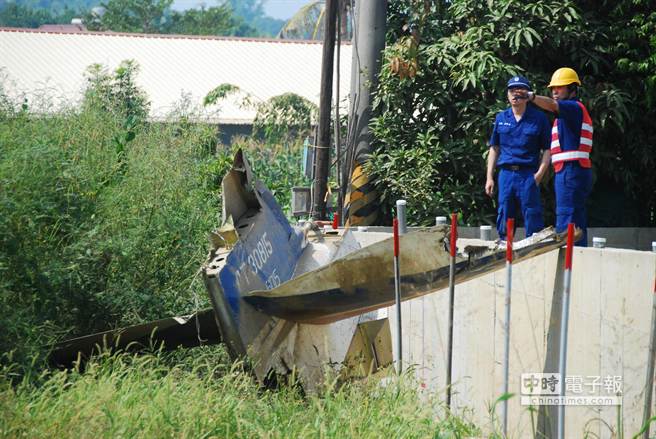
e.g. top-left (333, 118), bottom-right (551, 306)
top-left (0, 2), bottom-right (76, 27)
top-left (165, 5), bottom-right (254, 36)
top-left (84, 0), bottom-right (256, 36)
top-left (369, 0), bottom-right (655, 227)
top-left (89, 0), bottom-right (171, 33)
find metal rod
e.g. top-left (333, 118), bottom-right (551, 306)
top-left (502, 218), bottom-right (514, 437)
top-left (558, 223), bottom-right (575, 439)
top-left (393, 218), bottom-right (402, 374)
top-left (642, 279), bottom-right (656, 439)
top-left (446, 213), bottom-right (457, 408)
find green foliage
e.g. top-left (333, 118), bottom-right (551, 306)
top-left (82, 60), bottom-right (150, 173)
top-left (233, 138), bottom-right (311, 212)
top-left (278, 1), bottom-right (324, 40)
top-left (82, 0), bottom-right (256, 36)
top-left (204, 86), bottom-right (316, 146)
top-left (0, 108), bottom-right (221, 372)
top-left (83, 60), bottom-right (149, 123)
top-left (1, 0), bottom-right (280, 36)
top-left (203, 83), bottom-right (241, 107)
top-left (165, 4), bottom-right (245, 36)
top-left (0, 73), bottom-right (14, 119)
top-left (253, 93), bottom-right (317, 144)
top-left (372, 0), bottom-right (656, 226)
top-left (88, 0), bottom-right (171, 33)
top-left (0, 2), bottom-right (77, 27)
top-left (2, 0), bottom-right (97, 15)
top-left (0, 348), bottom-right (481, 437)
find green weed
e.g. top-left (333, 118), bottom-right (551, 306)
top-left (0, 348), bottom-right (480, 438)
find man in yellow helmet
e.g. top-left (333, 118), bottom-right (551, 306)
top-left (518, 67), bottom-right (593, 246)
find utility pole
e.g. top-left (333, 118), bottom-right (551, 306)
top-left (342, 0), bottom-right (387, 226)
top-left (312, 0), bottom-right (337, 220)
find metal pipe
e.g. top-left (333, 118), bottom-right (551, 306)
top-left (334, 8), bottom-right (341, 223)
top-left (446, 213), bottom-right (457, 408)
top-left (480, 225), bottom-right (492, 241)
top-left (558, 223), bottom-right (575, 439)
top-left (396, 200), bottom-right (407, 235)
top-left (312, 0), bottom-right (337, 220)
top-left (502, 218), bottom-right (514, 437)
top-left (393, 218), bottom-right (402, 374)
top-left (642, 280), bottom-right (656, 439)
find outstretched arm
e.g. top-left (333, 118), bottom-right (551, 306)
top-left (519, 91), bottom-right (559, 113)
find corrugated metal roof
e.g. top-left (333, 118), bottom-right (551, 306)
top-left (0, 27), bottom-right (352, 124)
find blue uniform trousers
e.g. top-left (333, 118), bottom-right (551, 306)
top-left (554, 163), bottom-right (592, 247)
top-left (496, 168), bottom-right (544, 239)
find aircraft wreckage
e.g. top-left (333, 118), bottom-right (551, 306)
top-left (52, 150), bottom-right (575, 390)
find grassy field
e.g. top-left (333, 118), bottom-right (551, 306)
top-left (0, 347), bottom-right (480, 438)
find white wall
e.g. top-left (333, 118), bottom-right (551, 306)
top-left (388, 247), bottom-right (656, 438)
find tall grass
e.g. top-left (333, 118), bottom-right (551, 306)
top-left (0, 105), bottom-right (308, 375)
top-left (0, 347), bottom-right (480, 438)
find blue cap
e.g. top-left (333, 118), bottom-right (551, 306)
top-left (507, 75), bottom-right (532, 90)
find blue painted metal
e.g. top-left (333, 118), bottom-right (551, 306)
top-left (217, 182), bottom-right (305, 326)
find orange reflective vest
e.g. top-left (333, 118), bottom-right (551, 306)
top-left (550, 101), bottom-right (593, 173)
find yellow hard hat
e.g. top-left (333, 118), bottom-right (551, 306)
top-left (548, 67), bottom-right (581, 88)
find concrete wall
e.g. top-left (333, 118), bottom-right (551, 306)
top-left (458, 227), bottom-right (656, 251)
top-left (357, 226), bottom-right (656, 251)
top-left (387, 247), bottom-right (656, 438)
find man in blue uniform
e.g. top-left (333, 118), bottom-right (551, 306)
top-left (521, 68), bottom-right (593, 246)
top-left (486, 76), bottom-right (551, 240)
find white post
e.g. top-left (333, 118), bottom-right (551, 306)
top-left (393, 218), bottom-right (402, 374)
top-left (502, 218), bottom-right (514, 437)
top-left (396, 200), bottom-right (407, 234)
top-left (558, 223), bottom-right (575, 439)
top-left (446, 213), bottom-right (457, 408)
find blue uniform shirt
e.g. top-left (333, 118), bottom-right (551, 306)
top-left (489, 104), bottom-right (550, 169)
top-left (555, 98), bottom-right (584, 152)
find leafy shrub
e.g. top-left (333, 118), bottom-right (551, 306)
top-left (0, 108), bottom-right (221, 370)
